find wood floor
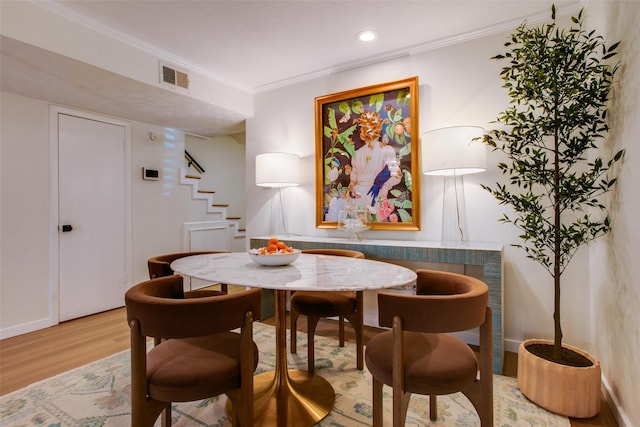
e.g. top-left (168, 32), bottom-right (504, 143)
top-left (0, 307), bottom-right (617, 426)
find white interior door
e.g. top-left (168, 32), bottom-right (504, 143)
top-left (58, 113), bottom-right (128, 321)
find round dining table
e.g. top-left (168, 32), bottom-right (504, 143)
top-left (171, 251), bottom-right (417, 427)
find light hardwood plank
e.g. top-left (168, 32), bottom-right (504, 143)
top-left (0, 308), bottom-right (130, 395)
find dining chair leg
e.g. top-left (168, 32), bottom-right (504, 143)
top-left (306, 315), bottom-right (320, 373)
top-left (356, 324), bottom-right (363, 370)
top-left (161, 406), bottom-right (172, 427)
top-left (338, 316), bottom-right (345, 346)
top-left (344, 312), bottom-right (364, 370)
top-left (290, 307), bottom-right (299, 354)
top-left (353, 290), bottom-right (364, 369)
top-left (393, 390), bottom-right (411, 427)
top-left (229, 403), bottom-right (240, 427)
top-left (372, 377), bottom-right (384, 427)
top-left (429, 394), bottom-right (438, 420)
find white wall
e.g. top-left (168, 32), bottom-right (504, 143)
top-left (185, 134), bottom-right (246, 230)
top-left (246, 6), bottom-right (638, 424)
top-left (0, 0), bottom-right (252, 117)
top-left (587, 2), bottom-right (640, 426)
top-left (130, 123), bottom-right (199, 283)
top-left (1, 93), bottom-right (53, 332)
top-left (0, 92), bottom-right (241, 337)
top-left (246, 30), bottom-right (594, 348)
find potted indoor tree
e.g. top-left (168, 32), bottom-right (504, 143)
top-left (481, 5), bottom-right (624, 418)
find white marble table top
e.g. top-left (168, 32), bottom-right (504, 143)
top-left (170, 252), bottom-right (416, 292)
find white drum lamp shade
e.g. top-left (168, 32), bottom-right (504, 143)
top-left (422, 126), bottom-right (486, 176)
top-left (256, 152), bottom-right (300, 235)
top-left (256, 152), bottom-right (300, 188)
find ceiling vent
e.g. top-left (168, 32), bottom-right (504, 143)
top-left (160, 63), bottom-right (189, 90)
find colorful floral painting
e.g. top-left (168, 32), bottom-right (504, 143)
top-left (315, 77), bottom-right (420, 231)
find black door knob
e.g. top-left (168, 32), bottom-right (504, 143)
top-left (61, 225), bottom-right (73, 232)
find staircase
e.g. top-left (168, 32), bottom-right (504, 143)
top-left (179, 167), bottom-right (245, 238)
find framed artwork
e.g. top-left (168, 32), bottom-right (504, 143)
top-left (315, 76), bottom-right (420, 231)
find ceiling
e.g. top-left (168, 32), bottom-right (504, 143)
top-left (1, 1), bottom-right (578, 137)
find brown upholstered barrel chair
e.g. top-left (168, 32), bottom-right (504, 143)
top-left (147, 251), bottom-right (228, 294)
top-left (125, 275), bottom-right (261, 427)
top-left (365, 269), bottom-right (493, 427)
top-left (290, 248), bottom-right (366, 373)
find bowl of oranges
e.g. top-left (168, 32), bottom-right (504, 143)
top-left (249, 237), bottom-right (301, 266)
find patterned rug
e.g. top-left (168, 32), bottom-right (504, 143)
top-left (1, 322), bottom-right (569, 426)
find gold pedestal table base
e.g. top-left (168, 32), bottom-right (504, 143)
top-left (250, 369), bottom-right (334, 426)
top-left (228, 290), bottom-right (335, 426)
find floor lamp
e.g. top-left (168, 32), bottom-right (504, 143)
top-left (255, 152), bottom-right (300, 236)
top-left (422, 126), bottom-right (486, 245)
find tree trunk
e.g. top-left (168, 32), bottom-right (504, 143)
top-left (552, 119), bottom-right (563, 361)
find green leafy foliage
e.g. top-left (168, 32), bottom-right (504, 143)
top-left (482, 6), bottom-right (624, 359)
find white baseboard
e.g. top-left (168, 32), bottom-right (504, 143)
top-left (504, 337), bottom-right (521, 353)
top-left (0, 316), bottom-right (55, 339)
top-left (602, 374), bottom-right (633, 427)
top-left (453, 333), bottom-right (522, 354)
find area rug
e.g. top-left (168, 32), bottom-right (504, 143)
top-left (1, 322), bottom-right (569, 426)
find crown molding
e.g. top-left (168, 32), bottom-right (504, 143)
top-left (254, 2), bottom-right (583, 93)
top-left (30, 0), bottom-right (251, 93)
top-left (31, 0), bottom-right (583, 95)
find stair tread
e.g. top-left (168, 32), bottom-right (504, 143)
top-left (182, 169), bottom-right (243, 233)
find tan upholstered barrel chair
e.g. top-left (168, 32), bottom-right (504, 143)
top-left (147, 251), bottom-right (228, 294)
top-left (125, 275), bottom-right (261, 426)
top-left (290, 248), bottom-right (366, 373)
top-left (365, 269), bottom-right (493, 427)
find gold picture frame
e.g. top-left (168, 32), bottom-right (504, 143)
top-left (315, 76), bottom-right (420, 231)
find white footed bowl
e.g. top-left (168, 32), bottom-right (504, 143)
top-left (248, 249), bottom-right (301, 266)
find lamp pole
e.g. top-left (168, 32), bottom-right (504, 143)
top-left (422, 126), bottom-right (486, 246)
top-left (256, 152), bottom-right (300, 237)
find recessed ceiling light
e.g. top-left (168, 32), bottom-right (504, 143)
top-left (356, 30), bottom-right (378, 42)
